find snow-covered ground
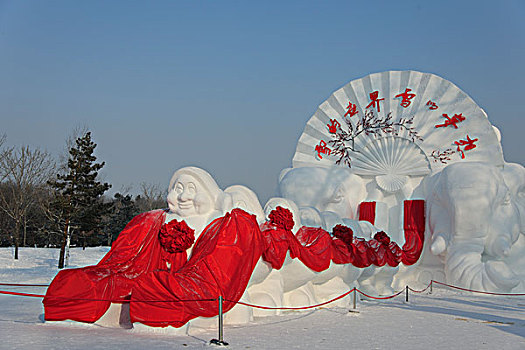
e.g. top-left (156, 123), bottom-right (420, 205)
top-left (0, 247), bottom-right (524, 349)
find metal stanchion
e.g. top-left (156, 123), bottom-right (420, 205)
top-left (210, 296), bottom-right (229, 346)
top-left (349, 288), bottom-right (359, 313)
top-left (430, 280), bottom-right (433, 294)
top-left (405, 286), bottom-right (409, 302)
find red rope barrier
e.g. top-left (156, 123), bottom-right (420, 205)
top-left (0, 290), bottom-right (46, 298)
top-left (225, 288), bottom-right (356, 310)
top-left (0, 290), bottom-right (215, 303)
top-left (407, 281), bottom-right (432, 294)
top-left (431, 280), bottom-right (525, 296)
top-left (1, 279), bottom-right (524, 310)
top-left (0, 283), bottom-right (49, 287)
top-left (357, 289), bottom-right (404, 300)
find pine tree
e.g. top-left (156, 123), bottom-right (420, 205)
top-left (49, 131), bottom-right (111, 268)
top-left (106, 193), bottom-right (138, 245)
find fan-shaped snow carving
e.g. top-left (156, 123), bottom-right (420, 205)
top-left (352, 137), bottom-right (431, 192)
top-left (292, 70), bottom-right (504, 172)
top-left (375, 174), bottom-right (408, 193)
top-left (352, 137), bottom-right (430, 176)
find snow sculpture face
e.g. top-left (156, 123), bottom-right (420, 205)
top-left (279, 167), bottom-right (366, 220)
top-left (167, 167), bottom-right (221, 218)
top-left (502, 163), bottom-right (525, 235)
top-left (427, 162), bottom-right (522, 292)
top-left (168, 174), bottom-right (212, 217)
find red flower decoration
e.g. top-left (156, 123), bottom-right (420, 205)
top-left (332, 224), bottom-right (354, 246)
top-left (159, 219), bottom-right (195, 253)
top-left (269, 206), bottom-right (294, 231)
top-left (374, 231), bottom-right (391, 245)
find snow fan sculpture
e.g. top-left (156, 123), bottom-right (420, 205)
top-left (43, 71), bottom-right (525, 333)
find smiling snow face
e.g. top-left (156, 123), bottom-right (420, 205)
top-left (167, 174), bottom-right (213, 217)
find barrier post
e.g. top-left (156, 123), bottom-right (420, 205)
top-left (210, 296), bottom-right (229, 346)
top-left (405, 286), bottom-right (409, 302)
top-left (430, 280), bottom-right (433, 294)
top-left (353, 288), bottom-right (357, 310)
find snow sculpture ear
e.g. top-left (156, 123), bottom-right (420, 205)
top-left (492, 125), bottom-right (501, 143)
top-left (298, 206), bottom-right (324, 228)
top-left (279, 168), bottom-right (292, 183)
top-left (332, 185), bottom-right (345, 203)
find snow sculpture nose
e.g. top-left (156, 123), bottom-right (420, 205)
top-left (178, 187), bottom-right (194, 202)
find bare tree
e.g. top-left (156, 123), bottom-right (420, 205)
top-left (0, 134), bottom-right (7, 182)
top-left (0, 146), bottom-right (55, 259)
top-left (135, 182), bottom-right (166, 212)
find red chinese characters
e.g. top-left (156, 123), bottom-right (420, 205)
top-left (315, 140), bottom-right (332, 159)
top-left (435, 113), bottom-right (466, 129)
top-left (454, 135), bottom-right (478, 159)
top-left (426, 100), bottom-right (438, 110)
top-left (366, 91), bottom-right (384, 112)
top-left (327, 119), bottom-right (341, 134)
top-left (395, 88), bottom-right (416, 108)
top-left (344, 102), bottom-right (359, 117)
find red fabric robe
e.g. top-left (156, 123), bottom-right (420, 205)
top-left (43, 209), bottom-right (263, 326)
top-left (43, 209), bottom-right (188, 322)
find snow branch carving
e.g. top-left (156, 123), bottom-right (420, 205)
top-left (430, 148), bottom-right (455, 164)
top-left (328, 110), bottom-right (423, 167)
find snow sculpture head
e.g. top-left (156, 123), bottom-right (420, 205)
top-left (225, 185), bottom-right (265, 223)
top-left (427, 162), bottom-right (522, 292)
top-left (279, 167), bottom-right (366, 220)
top-left (167, 167), bottom-right (221, 218)
top-left (502, 163), bottom-right (525, 235)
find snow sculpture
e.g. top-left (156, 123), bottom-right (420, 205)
top-left (280, 166), bottom-right (366, 220)
top-left (166, 167), bottom-right (225, 234)
top-left (44, 70), bottom-right (525, 334)
top-left (247, 198), bottom-right (362, 313)
top-left (426, 162), bottom-right (524, 292)
top-left (287, 70), bottom-right (523, 293)
top-left (278, 166), bottom-right (399, 295)
top-left (44, 166), bottom-right (268, 331)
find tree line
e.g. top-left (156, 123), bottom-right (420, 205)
top-left (0, 131), bottom-right (166, 267)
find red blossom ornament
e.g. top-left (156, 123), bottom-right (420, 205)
top-left (269, 206), bottom-right (295, 231)
top-left (332, 224), bottom-right (354, 246)
top-left (374, 231), bottom-right (391, 245)
top-left (159, 219), bottom-right (195, 253)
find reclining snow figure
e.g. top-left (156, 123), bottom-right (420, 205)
top-left (426, 162), bottom-right (525, 292)
top-left (44, 167), bottom-right (266, 329)
top-left (43, 164), bottom-right (424, 330)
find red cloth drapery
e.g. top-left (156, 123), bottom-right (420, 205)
top-left (43, 210), bottom-right (187, 322)
top-left (401, 200), bottom-right (426, 265)
top-left (358, 201), bottom-right (376, 224)
top-left (130, 209), bottom-right (264, 327)
top-left (43, 202), bottom-right (426, 327)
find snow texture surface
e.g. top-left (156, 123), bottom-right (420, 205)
top-left (0, 247), bottom-right (524, 349)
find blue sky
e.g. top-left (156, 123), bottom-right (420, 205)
top-left (1, 0), bottom-right (524, 203)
